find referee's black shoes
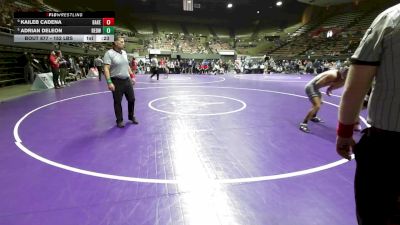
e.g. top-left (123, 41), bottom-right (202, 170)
top-left (129, 116), bottom-right (139, 125)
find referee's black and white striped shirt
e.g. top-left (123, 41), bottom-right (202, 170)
top-left (351, 3), bottom-right (400, 132)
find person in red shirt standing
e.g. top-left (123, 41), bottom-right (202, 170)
top-left (130, 57), bottom-right (138, 75)
top-left (49, 50), bottom-right (61, 89)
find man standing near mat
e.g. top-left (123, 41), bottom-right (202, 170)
top-left (336, 3), bottom-right (400, 224)
top-left (94, 55), bottom-right (103, 81)
top-left (103, 35), bottom-right (139, 128)
top-left (49, 50), bottom-right (61, 89)
top-left (150, 55), bottom-right (159, 80)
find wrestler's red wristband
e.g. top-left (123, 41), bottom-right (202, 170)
top-left (337, 122), bottom-right (354, 138)
top-left (130, 73), bottom-right (135, 79)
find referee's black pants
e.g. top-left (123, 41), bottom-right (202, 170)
top-left (354, 127), bottom-right (400, 225)
top-left (111, 77), bottom-right (135, 123)
top-left (150, 67), bottom-right (159, 80)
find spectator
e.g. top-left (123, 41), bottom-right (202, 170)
top-left (49, 50), bottom-right (61, 89)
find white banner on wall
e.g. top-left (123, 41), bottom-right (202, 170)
top-left (148, 49), bottom-right (161, 55)
top-left (218, 50), bottom-right (235, 56)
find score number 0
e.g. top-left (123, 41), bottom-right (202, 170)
top-left (102, 18), bottom-right (115, 26)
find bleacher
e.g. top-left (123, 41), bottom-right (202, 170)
top-left (0, 54), bottom-right (24, 87)
top-left (289, 22), bottom-right (318, 38)
top-left (0, 46), bottom-right (30, 87)
top-left (135, 21), bottom-right (154, 35)
top-left (267, 4), bottom-right (385, 59)
top-left (186, 24), bottom-right (211, 37)
top-left (235, 27), bottom-right (253, 38)
top-left (157, 22), bottom-right (183, 34)
top-left (213, 26), bottom-right (231, 38)
top-left (303, 8), bottom-right (384, 58)
top-left (321, 11), bottom-right (364, 28)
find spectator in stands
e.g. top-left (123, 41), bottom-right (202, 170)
top-left (263, 56), bottom-right (270, 74)
top-left (78, 56), bottom-right (86, 78)
top-left (30, 54), bottom-right (42, 75)
top-left (57, 51), bottom-right (69, 87)
top-left (0, 2), bottom-right (13, 28)
top-left (130, 57), bottom-right (138, 76)
top-left (138, 60), bottom-right (144, 74)
top-left (299, 68), bottom-right (349, 133)
top-left (17, 52), bottom-right (33, 83)
top-left (94, 55), bottom-right (103, 81)
top-left (49, 50), bottom-right (61, 89)
top-left (103, 35), bottom-right (138, 128)
top-left (41, 55), bottom-right (50, 73)
top-left (305, 60), bottom-right (314, 74)
top-left (159, 57), bottom-right (166, 74)
top-left (68, 55), bottom-right (80, 80)
top-left (84, 57), bottom-right (90, 77)
top-left (168, 60), bottom-right (175, 74)
top-left (314, 59), bottom-right (323, 74)
top-left (336, 4), bottom-right (400, 224)
top-left (187, 59), bottom-right (193, 74)
top-left (180, 58), bottom-right (187, 74)
top-left (234, 58), bottom-right (242, 74)
top-left (175, 60), bottom-right (181, 74)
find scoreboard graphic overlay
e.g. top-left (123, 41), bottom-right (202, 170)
top-left (14, 12), bottom-right (115, 42)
